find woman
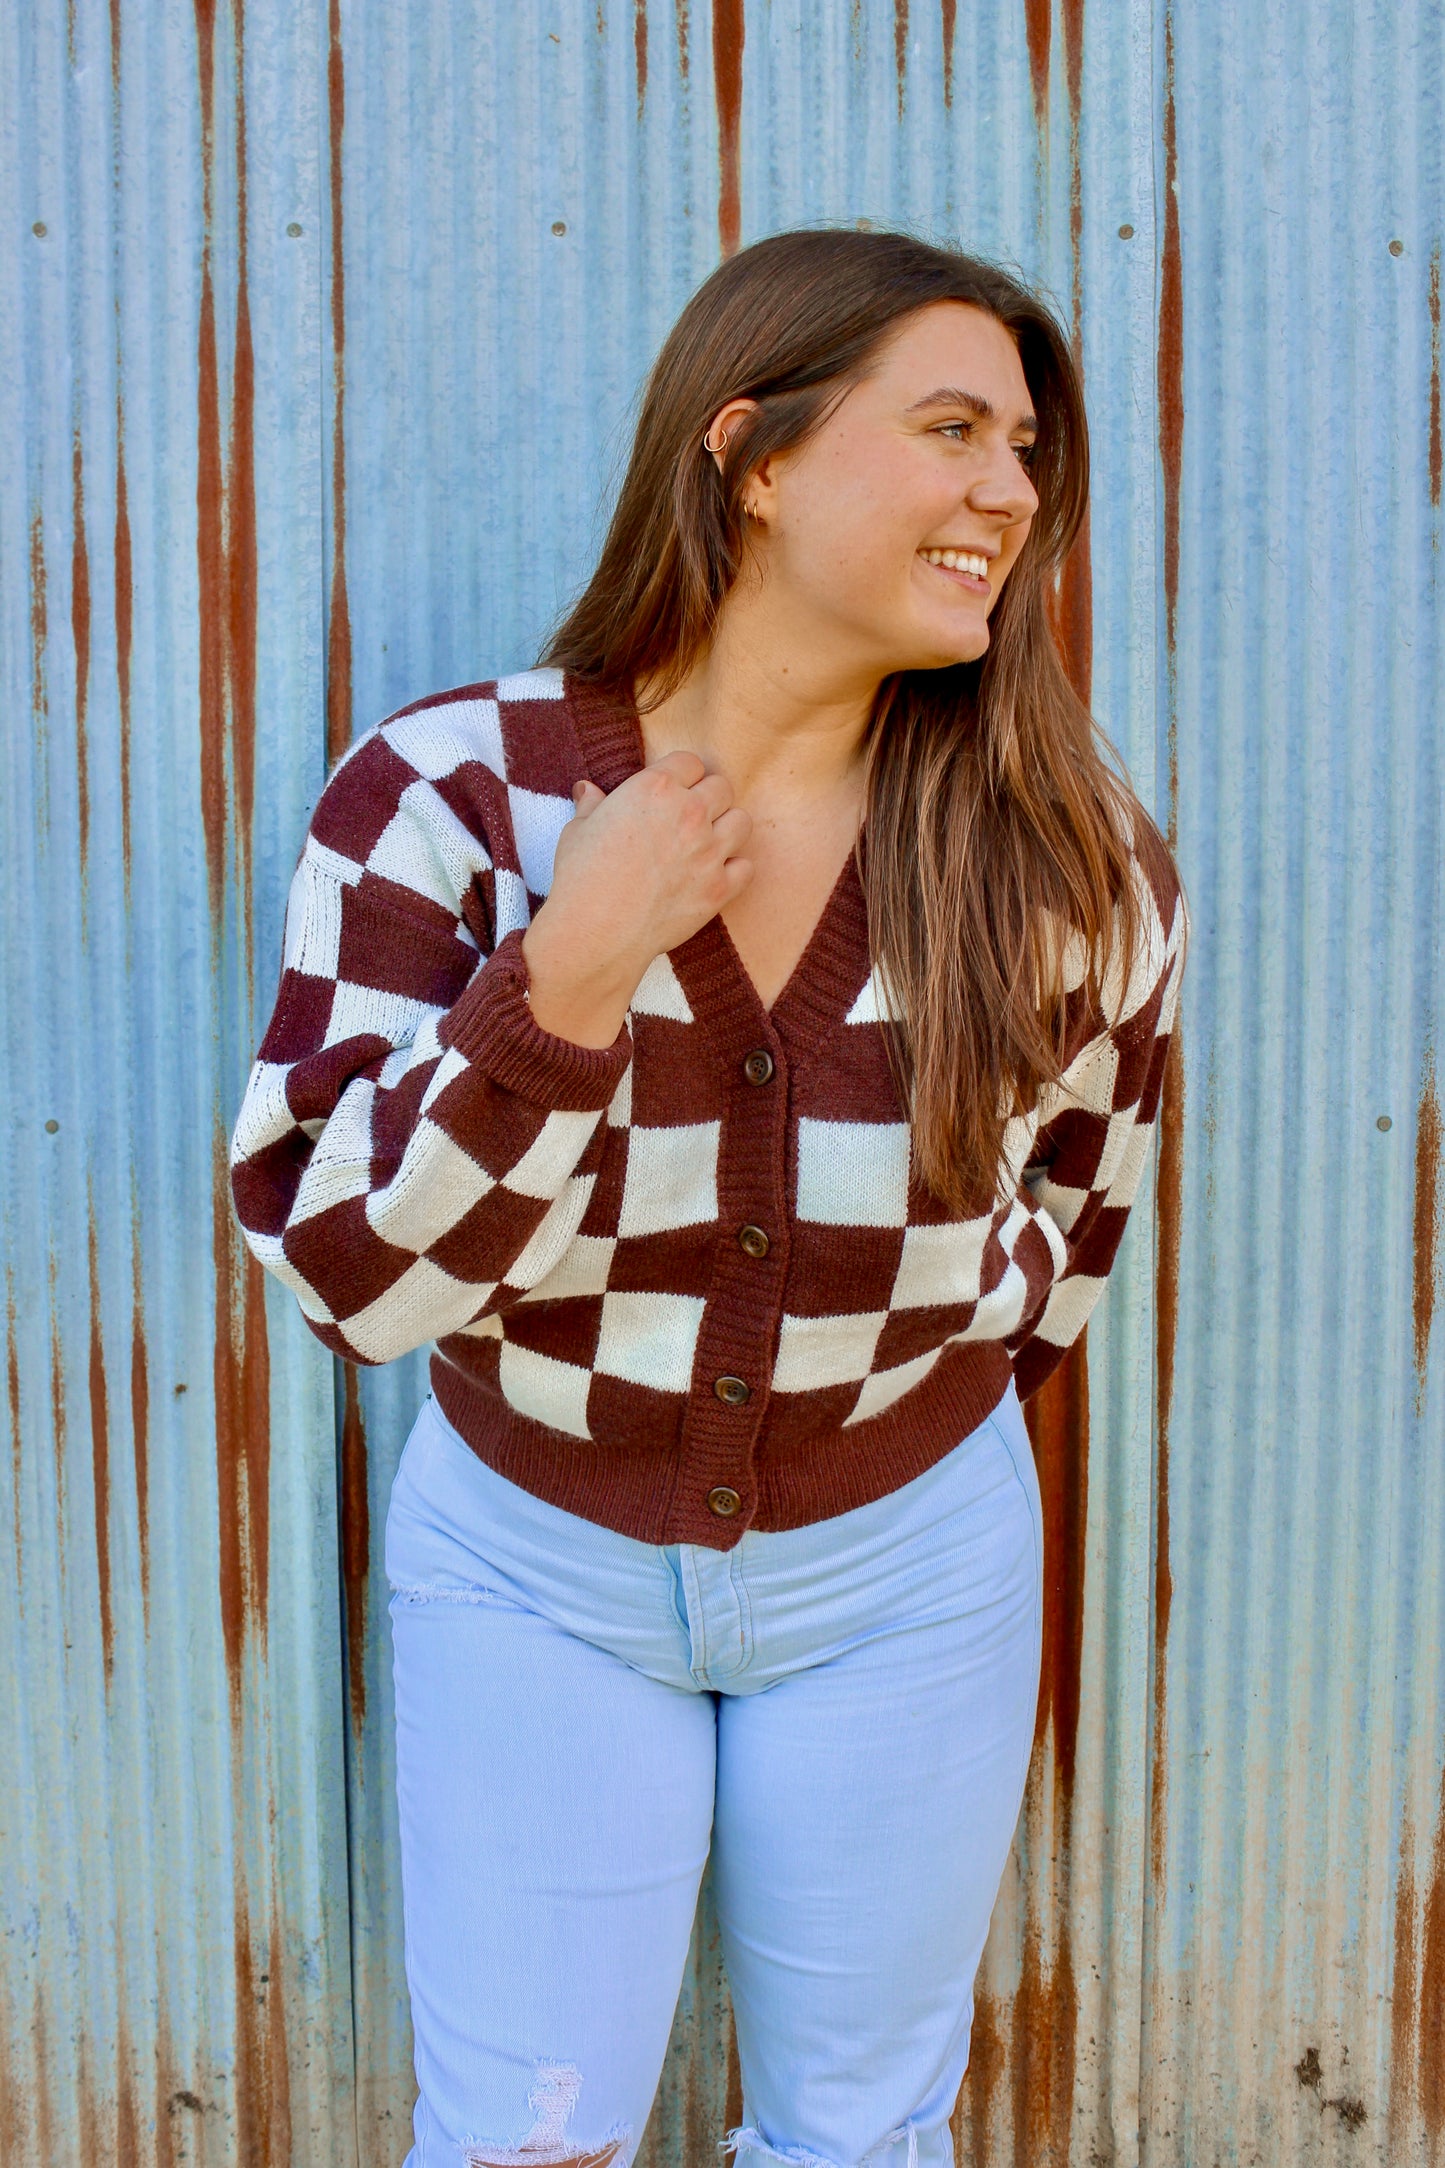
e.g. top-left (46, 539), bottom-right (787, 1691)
top-left (232, 228), bottom-right (1184, 2168)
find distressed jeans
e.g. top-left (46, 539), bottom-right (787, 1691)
top-left (385, 1383), bottom-right (1043, 2168)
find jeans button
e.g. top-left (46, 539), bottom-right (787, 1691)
top-left (743, 1048), bottom-right (775, 1085)
top-left (707, 1485), bottom-right (742, 1518)
top-left (713, 1374), bottom-right (751, 1406)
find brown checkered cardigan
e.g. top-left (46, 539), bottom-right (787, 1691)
top-left (231, 671), bottom-right (1185, 1548)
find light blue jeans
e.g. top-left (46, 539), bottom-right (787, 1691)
top-left (385, 1384), bottom-right (1043, 2168)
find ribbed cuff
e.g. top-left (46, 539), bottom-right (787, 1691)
top-left (440, 927), bottom-right (632, 1110)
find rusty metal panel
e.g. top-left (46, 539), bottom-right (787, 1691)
top-left (5, 2), bottom-right (1442, 2166)
top-left (0, 0), bottom-right (357, 2162)
top-left (1138, 3), bottom-right (1445, 2162)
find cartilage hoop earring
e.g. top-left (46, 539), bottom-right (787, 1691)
top-left (702, 423), bottom-right (729, 454)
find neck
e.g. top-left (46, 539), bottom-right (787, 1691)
top-left (636, 586), bottom-right (882, 802)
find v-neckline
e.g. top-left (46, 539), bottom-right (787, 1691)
top-left (566, 674), bottom-right (873, 1044)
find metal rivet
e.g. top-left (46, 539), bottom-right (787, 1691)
top-left (707, 1485), bottom-right (742, 1517)
top-left (44, 1118), bottom-right (59, 1133)
top-left (1118, 223), bottom-right (1135, 239)
top-left (743, 1048), bottom-right (774, 1085)
top-left (1377, 1114), bottom-right (1393, 1131)
top-left (551, 220), bottom-right (567, 235)
top-left (738, 1223), bottom-right (770, 1259)
top-left (1389, 238), bottom-right (1404, 257)
top-left (33, 221), bottom-right (47, 238)
top-left (286, 221), bottom-right (303, 237)
top-left (713, 1374), bottom-right (751, 1406)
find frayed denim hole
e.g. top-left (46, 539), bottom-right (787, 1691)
top-left (387, 1578), bottom-right (506, 1607)
top-left (461, 2059), bottom-right (632, 2168)
top-left (721, 2122), bottom-right (918, 2168)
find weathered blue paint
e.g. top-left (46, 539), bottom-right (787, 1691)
top-left (1, 3), bottom-right (1440, 2164)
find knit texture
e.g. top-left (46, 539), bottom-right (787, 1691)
top-left (231, 670), bottom-right (1186, 1548)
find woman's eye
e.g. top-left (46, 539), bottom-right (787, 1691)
top-left (1013, 442), bottom-right (1038, 466)
top-left (937, 421), bottom-right (972, 441)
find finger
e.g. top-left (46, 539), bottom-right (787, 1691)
top-left (717, 854), bottom-right (754, 903)
top-left (690, 770), bottom-right (737, 820)
top-left (710, 805), bottom-right (753, 856)
top-left (647, 747), bottom-right (708, 788)
top-left (570, 778), bottom-right (606, 818)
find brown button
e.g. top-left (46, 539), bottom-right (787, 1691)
top-left (743, 1048), bottom-right (775, 1085)
top-left (737, 1223), bottom-right (770, 1259)
top-left (713, 1374), bottom-right (751, 1406)
top-left (707, 1485), bottom-right (742, 1518)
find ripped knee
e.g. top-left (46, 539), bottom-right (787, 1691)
top-left (463, 2061), bottom-right (630, 2168)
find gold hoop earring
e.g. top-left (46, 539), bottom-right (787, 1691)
top-left (702, 423), bottom-right (729, 455)
top-left (744, 500), bottom-right (761, 522)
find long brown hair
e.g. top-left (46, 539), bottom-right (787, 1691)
top-left (544, 227), bottom-right (1156, 1214)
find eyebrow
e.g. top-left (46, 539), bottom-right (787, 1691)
top-left (906, 386), bottom-right (1039, 433)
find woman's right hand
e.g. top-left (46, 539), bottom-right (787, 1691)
top-left (521, 750), bottom-right (754, 1048)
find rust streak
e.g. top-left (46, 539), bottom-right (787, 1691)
top-left (712, 0), bottom-right (744, 258)
top-left (0, 2009), bottom-right (30, 2162)
top-left (131, 1205), bottom-right (150, 1605)
top-left (30, 508), bottom-right (48, 716)
top-left (7, 1271), bottom-right (21, 1591)
top-left (115, 411), bottom-right (134, 892)
top-left (30, 1997), bottom-right (58, 2168)
top-left (194, 0), bottom-right (223, 902)
top-left (1151, 1029), bottom-right (1184, 1887)
top-left (340, 1363), bottom-right (370, 1731)
top-left (109, 0), bottom-right (121, 90)
top-left (940, 0), bottom-right (955, 106)
top-left (87, 1195), bottom-right (114, 1679)
top-left (49, 1251), bottom-right (66, 1496)
top-left (72, 432), bottom-right (92, 880)
top-left (116, 2010), bottom-right (142, 2168)
top-left (1063, 0), bottom-right (1084, 295)
top-left (1024, 0), bottom-right (1050, 120)
top-left (212, 1142), bottom-right (272, 1697)
top-left (1014, 1339), bottom-right (1088, 2161)
top-left (326, 0), bottom-right (352, 764)
top-left (634, 0), bottom-right (648, 114)
top-left (196, 259), bottom-right (226, 913)
top-left (893, 0), bottom-right (908, 116)
top-left (1424, 1765), bottom-right (1445, 2141)
top-left (954, 1981), bottom-right (1004, 2158)
top-left (1428, 245), bottom-right (1440, 510)
top-left (1416, 1054), bottom-right (1442, 1407)
top-left (1392, 1819), bottom-right (1418, 2153)
top-left (675, 0), bottom-right (689, 79)
top-left (229, 209), bottom-right (257, 895)
top-left (1025, 1335), bottom-right (1090, 1788)
top-left (723, 2007), bottom-right (743, 2137)
top-left (232, 1899), bottom-right (266, 2165)
top-left (1011, 1872), bottom-right (1078, 2163)
top-left (1051, 514), bottom-right (1093, 707)
top-left (30, 510), bottom-right (48, 829)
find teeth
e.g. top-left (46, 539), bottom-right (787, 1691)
top-left (923, 547), bottom-right (990, 579)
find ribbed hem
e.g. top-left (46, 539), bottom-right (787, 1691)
top-left (430, 1341), bottom-right (1016, 1550)
top-left (440, 928), bottom-right (632, 1110)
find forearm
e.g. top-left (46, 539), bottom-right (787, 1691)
top-left (521, 900), bottom-right (650, 1049)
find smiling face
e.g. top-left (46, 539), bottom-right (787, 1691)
top-left (735, 301), bottom-right (1042, 677)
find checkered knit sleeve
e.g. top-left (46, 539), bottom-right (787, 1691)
top-left (229, 728), bottom-right (631, 1366)
top-left (1007, 831), bottom-right (1187, 1399)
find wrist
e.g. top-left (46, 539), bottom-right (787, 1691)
top-left (521, 919), bottom-right (642, 1049)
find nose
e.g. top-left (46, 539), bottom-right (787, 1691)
top-left (968, 441), bottom-right (1039, 524)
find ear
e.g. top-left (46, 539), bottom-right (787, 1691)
top-left (702, 395), bottom-right (761, 474)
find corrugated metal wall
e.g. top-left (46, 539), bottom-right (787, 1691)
top-left (1, 3), bottom-right (1440, 2165)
